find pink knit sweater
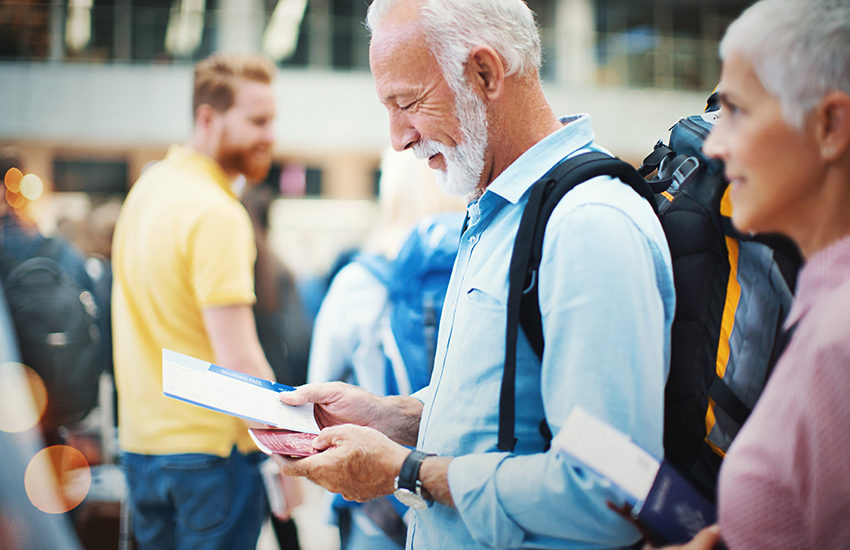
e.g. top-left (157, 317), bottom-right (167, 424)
top-left (718, 234), bottom-right (850, 550)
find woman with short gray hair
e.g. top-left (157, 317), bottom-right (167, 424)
top-left (663, 0), bottom-right (850, 548)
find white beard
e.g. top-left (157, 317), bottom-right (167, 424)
top-left (413, 81), bottom-right (489, 202)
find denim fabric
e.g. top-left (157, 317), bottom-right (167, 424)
top-left (408, 114), bottom-right (676, 549)
top-left (122, 447), bottom-right (266, 550)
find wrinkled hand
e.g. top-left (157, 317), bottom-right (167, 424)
top-left (273, 424), bottom-right (409, 502)
top-left (280, 382), bottom-right (383, 430)
top-left (644, 525), bottom-right (723, 550)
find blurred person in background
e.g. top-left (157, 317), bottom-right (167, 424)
top-left (111, 53), bottom-right (286, 550)
top-left (0, 147), bottom-right (107, 441)
top-left (54, 199), bottom-right (123, 378)
top-left (242, 182), bottom-right (311, 550)
top-left (659, 0), bottom-right (850, 549)
top-left (308, 147), bottom-right (463, 550)
top-left (242, 184), bottom-right (313, 390)
top-left (0, 147), bottom-right (95, 306)
top-left (309, 147), bottom-right (463, 395)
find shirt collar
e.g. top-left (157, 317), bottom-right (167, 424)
top-left (786, 232), bottom-right (850, 327)
top-left (484, 114), bottom-right (596, 205)
top-left (166, 145), bottom-right (236, 198)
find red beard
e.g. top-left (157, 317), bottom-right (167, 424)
top-left (218, 142), bottom-right (273, 182)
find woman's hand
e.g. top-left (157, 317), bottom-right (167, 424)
top-left (645, 525), bottom-right (723, 550)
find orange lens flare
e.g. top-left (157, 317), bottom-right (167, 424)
top-left (0, 363), bottom-right (48, 433)
top-left (24, 445), bottom-right (91, 514)
top-left (4, 167), bottom-right (22, 192)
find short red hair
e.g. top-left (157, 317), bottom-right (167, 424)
top-left (192, 53), bottom-right (276, 118)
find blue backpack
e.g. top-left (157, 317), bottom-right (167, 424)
top-left (331, 212), bottom-right (463, 544)
top-left (356, 211), bottom-right (464, 396)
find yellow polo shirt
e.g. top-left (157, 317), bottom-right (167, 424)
top-left (112, 146), bottom-right (258, 456)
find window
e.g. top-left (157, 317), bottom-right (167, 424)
top-left (53, 158), bottom-right (129, 195)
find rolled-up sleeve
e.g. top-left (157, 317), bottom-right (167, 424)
top-left (446, 183), bottom-right (673, 549)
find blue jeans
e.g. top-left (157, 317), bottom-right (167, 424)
top-left (122, 447), bottom-right (266, 550)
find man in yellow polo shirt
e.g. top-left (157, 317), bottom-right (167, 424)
top-left (112, 53), bottom-right (279, 550)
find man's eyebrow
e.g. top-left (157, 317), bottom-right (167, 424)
top-left (379, 89), bottom-right (416, 106)
top-left (380, 92), bottom-right (399, 105)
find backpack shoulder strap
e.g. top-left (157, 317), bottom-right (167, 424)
top-left (499, 151), bottom-right (656, 452)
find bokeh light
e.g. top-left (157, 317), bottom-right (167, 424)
top-left (19, 174), bottom-right (44, 200)
top-left (5, 189), bottom-right (24, 209)
top-left (4, 167), bottom-right (22, 193)
top-left (25, 446), bottom-right (91, 514)
top-left (0, 363), bottom-right (48, 433)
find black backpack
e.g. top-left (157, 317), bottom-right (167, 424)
top-left (0, 238), bottom-right (103, 431)
top-left (499, 102), bottom-right (801, 501)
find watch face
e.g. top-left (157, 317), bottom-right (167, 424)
top-left (394, 487), bottom-right (429, 510)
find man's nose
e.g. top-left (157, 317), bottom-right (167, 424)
top-left (389, 111), bottom-right (420, 152)
top-left (262, 125), bottom-right (275, 145)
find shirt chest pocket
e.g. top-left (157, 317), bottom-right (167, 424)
top-left (443, 285), bottom-right (507, 384)
top-left (465, 287), bottom-right (503, 310)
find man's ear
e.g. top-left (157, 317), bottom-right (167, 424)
top-left (466, 45), bottom-right (504, 101)
top-left (814, 91), bottom-right (850, 162)
top-left (194, 104), bottom-right (217, 131)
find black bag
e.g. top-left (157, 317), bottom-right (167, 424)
top-left (636, 106), bottom-right (800, 499)
top-left (499, 100), bottom-right (801, 501)
top-left (0, 238), bottom-right (103, 431)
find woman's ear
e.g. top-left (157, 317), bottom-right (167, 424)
top-left (814, 91), bottom-right (850, 161)
top-left (466, 45), bottom-right (505, 102)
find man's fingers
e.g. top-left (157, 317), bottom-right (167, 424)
top-left (313, 424), bottom-right (364, 450)
top-left (279, 386), bottom-right (310, 406)
top-left (279, 381), bottom-right (350, 406)
top-left (273, 454), bottom-right (308, 476)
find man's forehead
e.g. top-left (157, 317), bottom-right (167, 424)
top-left (227, 80), bottom-right (275, 115)
top-left (233, 80), bottom-right (272, 100)
top-left (371, 34), bottom-right (441, 102)
top-left (374, 0), bottom-right (422, 28)
top-left (369, 0), bottom-right (427, 57)
top-left (370, 18), bottom-right (427, 61)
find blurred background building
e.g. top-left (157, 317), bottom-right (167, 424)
top-left (0, 0), bottom-right (753, 274)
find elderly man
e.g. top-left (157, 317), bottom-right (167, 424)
top-left (278, 0), bottom-right (675, 548)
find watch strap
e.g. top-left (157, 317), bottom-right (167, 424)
top-left (397, 450), bottom-right (434, 492)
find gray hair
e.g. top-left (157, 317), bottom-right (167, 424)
top-left (366, 0), bottom-right (541, 95)
top-left (720, 0), bottom-right (850, 128)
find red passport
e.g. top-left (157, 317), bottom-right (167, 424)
top-left (249, 428), bottom-right (320, 457)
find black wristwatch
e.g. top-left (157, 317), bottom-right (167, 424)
top-left (393, 450), bottom-right (436, 509)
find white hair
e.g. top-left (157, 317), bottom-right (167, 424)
top-left (720, 0), bottom-right (850, 128)
top-left (366, 0), bottom-right (541, 96)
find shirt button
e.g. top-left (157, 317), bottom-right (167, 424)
top-left (468, 235), bottom-right (478, 245)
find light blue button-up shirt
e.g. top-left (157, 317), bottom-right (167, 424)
top-left (409, 114), bottom-right (675, 549)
